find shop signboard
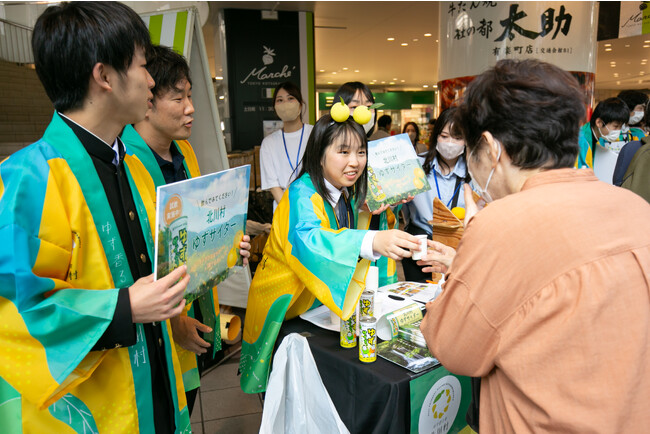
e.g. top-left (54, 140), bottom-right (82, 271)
top-left (618, 2), bottom-right (650, 38)
top-left (438, 2), bottom-right (597, 110)
top-left (223, 9), bottom-right (314, 151)
top-left (409, 366), bottom-right (472, 434)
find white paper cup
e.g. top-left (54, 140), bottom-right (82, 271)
top-left (411, 234), bottom-right (428, 260)
top-left (366, 266), bottom-right (379, 291)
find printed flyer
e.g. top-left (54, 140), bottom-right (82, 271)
top-left (154, 165), bottom-right (250, 302)
top-left (366, 133), bottom-right (431, 211)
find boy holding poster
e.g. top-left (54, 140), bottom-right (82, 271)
top-left (121, 44), bottom-right (251, 414)
top-left (0, 3), bottom-right (191, 432)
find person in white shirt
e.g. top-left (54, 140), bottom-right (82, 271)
top-left (259, 81), bottom-right (313, 211)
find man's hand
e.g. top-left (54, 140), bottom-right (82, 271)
top-left (372, 229), bottom-right (421, 260)
top-left (417, 240), bottom-right (456, 274)
top-left (239, 234), bottom-right (251, 266)
top-left (129, 265), bottom-right (189, 323)
top-left (170, 314), bottom-right (212, 355)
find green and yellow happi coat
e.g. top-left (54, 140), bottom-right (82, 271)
top-left (121, 125), bottom-right (222, 394)
top-left (0, 113), bottom-right (190, 433)
top-left (240, 173), bottom-right (371, 393)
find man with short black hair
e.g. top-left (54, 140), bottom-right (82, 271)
top-left (0, 2), bottom-right (191, 432)
top-left (370, 114), bottom-right (392, 140)
top-left (576, 97), bottom-right (629, 169)
top-left (121, 44), bottom-right (251, 415)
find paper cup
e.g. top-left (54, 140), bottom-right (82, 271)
top-left (411, 234), bottom-right (428, 260)
top-left (366, 266), bottom-right (379, 291)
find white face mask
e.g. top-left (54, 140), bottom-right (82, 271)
top-left (467, 141), bottom-right (501, 203)
top-left (598, 124), bottom-right (621, 143)
top-left (436, 140), bottom-right (465, 160)
top-left (275, 100), bottom-right (301, 122)
top-left (629, 111), bottom-right (644, 125)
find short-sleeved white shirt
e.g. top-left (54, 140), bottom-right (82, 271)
top-left (260, 124), bottom-right (313, 209)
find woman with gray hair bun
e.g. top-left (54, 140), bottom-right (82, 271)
top-left (418, 59), bottom-right (650, 433)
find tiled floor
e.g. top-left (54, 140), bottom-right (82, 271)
top-left (190, 347), bottom-right (263, 434)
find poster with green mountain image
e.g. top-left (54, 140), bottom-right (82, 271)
top-left (154, 165), bottom-right (250, 303)
top-left (366, 133), bottom-right (431, 211)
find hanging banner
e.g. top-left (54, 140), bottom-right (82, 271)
top-left (438, 2), bottom-right (597, 110)
top-left (141, 10), bottom-right (192, 58)
top-left (223, 9), bottom-right (315, 151)
top-left (619, 1), bottom-right (650, 39)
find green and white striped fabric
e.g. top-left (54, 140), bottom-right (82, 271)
top-left (141, 9), bottom-right (192, 57)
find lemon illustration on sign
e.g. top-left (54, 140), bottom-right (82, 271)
top-left (352, 105), bottom-right (371, 125)
top-left (227, 247), bottom-right (238, 268)
top-left (330, 97), bottom-right (350, 122)
top-left (233, 230), bottom-right (244, 249)
top-left (413, 167), bottom-right (426, 189)
top-left (451, 207), bottom-right (465, 220)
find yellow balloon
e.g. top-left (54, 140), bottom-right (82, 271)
top-left (352, 105), bottom-right (372, 125)
top-left (451, 207), bottom-right (466, 220)
top-left (330, 101), bottom-right (350, 122)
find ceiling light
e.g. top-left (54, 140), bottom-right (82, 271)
top-left (435, 39), bottom-right (439, 43)
top-left (424, 33), bottom-right (432, 37)
top-left (432, 84), bottom-right (438, 88)
top-left (423, 85), bottom-right (429, 88)
top-left (381, 81), bottom-right (386, 84)
top-left (387, 37), bottom-right (395, 41)
top-left (389, 82), bottom-right (395, 85)
top-left (401, 80), bottom-right (405, 82)
top-left (605, 48), bottom-right (612, 51)
top-left (327, 81), bottom-right (333, 84)
top-left (645, 40), bottom-right (650, 43)
top-left (614, 73), bottom-right (619, 77)
top-left (604, 43), bottom-right (611, 47)
top-left (625, 44), bottom-right (631, 47)
top-left (319, 69), bottom-right (325, 72)
top-left (354, 70), bottom-right (360, 73)
top-left (342, 67), bottom-right (348, 70)
top-left (214, 76), bottom-right (223, 80)
top-left (401, 43), bottom-right (408, 46)
top-left (218, 95), bottom-right (224, 100)
top-left (332, 72), bottom-right (337, 74)
top-left (617, 81), bottom-right (621, 85)
top-left (413, 38), bottom-right (419, 42)
top-left (645, 45), bottom-right (650, 48)
top-left (393, 77), bottom-right (398, 80)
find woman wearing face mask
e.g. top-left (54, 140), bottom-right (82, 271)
top-left (401, 108), bottom-right (472, 282)
top-left (403, 121), bottom-right (427, 155)
top-left (617, 89), bottom-right (648, 140)
top-left (576, 97), bottom-right (629, 170)
top-left (260, 81), bottom-right (314, 210)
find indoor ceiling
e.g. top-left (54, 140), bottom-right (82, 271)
top-left (2, 1), bottom-right (647, 92)
top-left (206, 1), bottom-right (650, 93)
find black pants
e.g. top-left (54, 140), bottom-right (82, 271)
top-left (401, 223), bottom-right (432, 282)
